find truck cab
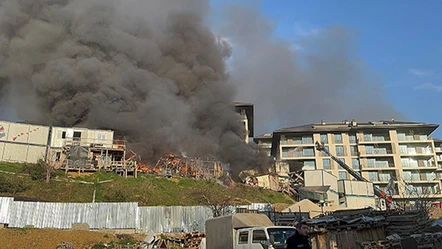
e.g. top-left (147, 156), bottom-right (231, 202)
top-left (236, 226), bottom-right (297, 249)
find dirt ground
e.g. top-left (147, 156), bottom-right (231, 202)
top-left (0, 228), bottom-right (147, 249)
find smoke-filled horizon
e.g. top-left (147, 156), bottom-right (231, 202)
top-left (219, 4), bottom-right (403, 135)
top-left (0, 1), bottom-right (401, 176)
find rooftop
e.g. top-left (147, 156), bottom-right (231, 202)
top-left (274, 120), bottom-right (439, 134)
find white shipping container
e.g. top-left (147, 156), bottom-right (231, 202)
top-left (0, 142), bottom-right (46, 163)
top-left (0, 121), bottom-right (50, 146)
top-left (338, 180), bottom-right (374, 196)
top-left (50, 126), bottom-right (114, 148)
top-left (304, 170), bottom-right (338, 192)
top-left (344, 196), bottom-right (376, 209)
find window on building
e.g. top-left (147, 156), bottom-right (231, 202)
top-left (368, 172), bottom-right (378, 181)
top-left (73, 131), bottom-right (81, 138)
top-left (337, 158), bottom-right (345, 169)
top-left (303, 160), bottom-right (316, 170)
top-left (350, 146), bottom-right (358, 156)
top-left (364, 133), bottom-right (372, 141)
top-left (365, 145), bottom-right (374, 154)
top-left (320, 134), bottom-right (328, 143)
top-left (336, 146), bottom-right (345, 156)
top-left (303, 148), bottom-right (314, 156)
top-left (321, 146), bottom-right (329, 156)
top-left (97, 134), bottom-right (106, 140)
top-left (338, 172), bottom-right (347, 180)
top-left (302, 135), bottom-right (313, 144)
top-left (352, 158), bottom-right (360, 169)
top-left (334, 134), bottom-right (343, 143)
top-left (323, 159), bottom-right (331, 170)
top-left (349, 134), bottom-right (356, 143)
top-left (61, 131), bottom-right (66, 139)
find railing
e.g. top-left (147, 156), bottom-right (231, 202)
top-left (397, 135), bottom-right (428, 141)
top-left (365, 161), bottom-right (393, 168)
top-left (365, 148), bottom-right (391, 155)
top-left (361, 135), bottom-right (390, 142)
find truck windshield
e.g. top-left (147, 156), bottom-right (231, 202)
top-left (267, 228), bottom-right (297, 249)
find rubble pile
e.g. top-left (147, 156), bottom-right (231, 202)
top-left (308, 212), bottom-right (387, 232)
top-left (158, 232), bottom-right (205, 249)
top-left (139, 153), bottom-right (224, 179)
top-left (361, 240), bottom-right (402, 249)
top-left (384, 210), bottom-right (432, 237)
top-left (307, 208), bottom-right (442, 249)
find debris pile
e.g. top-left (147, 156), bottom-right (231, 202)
top-left (307, 207), bottom-right (442, 249)
top-left (139, 153), bottom-right (224, 179)
top-left (384, 210), bottom-right (432, 237)
top-left (141, 232), bottom-right (205, 249)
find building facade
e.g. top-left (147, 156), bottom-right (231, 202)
top-left (266, 120), bottom-right (442, 202)
top-left (234, 102), bottom-right (254, 143)
top-left (253, 133), bottom-right (272, 157)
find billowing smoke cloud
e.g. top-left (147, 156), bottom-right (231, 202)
top-left (219, 4), bottom-right (402, 134)
top-left (0, 0), bottom-right (270, 177)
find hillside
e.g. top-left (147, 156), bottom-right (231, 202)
top-left (0, 162), bottom-right (293, 207)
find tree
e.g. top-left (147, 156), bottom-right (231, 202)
top-left (188, 181), bottom-right (234, 217)
top-left (21, 159), bottom-right (57, 182)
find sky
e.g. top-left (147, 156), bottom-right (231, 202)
top-left (209, 0), bottom-right (442, 137)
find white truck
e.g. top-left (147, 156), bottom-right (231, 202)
top-left (203, 213), bottom-right (297, 249)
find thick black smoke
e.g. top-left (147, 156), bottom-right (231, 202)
top-left (0, 0), bottom-right (270, 177)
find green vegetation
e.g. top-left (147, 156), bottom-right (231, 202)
top-left (0, 162), bottom-right (293, 206)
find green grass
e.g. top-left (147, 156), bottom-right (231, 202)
top-left (0, 162), bottom-right (294, 206)
top-left (0, 162), bottom-right (26, 173)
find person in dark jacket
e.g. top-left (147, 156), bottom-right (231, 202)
top-left (286, 221), bottom-right (311, 249)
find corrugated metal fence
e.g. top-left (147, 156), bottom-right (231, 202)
top-left (0, 197), bottom-right (272, 233)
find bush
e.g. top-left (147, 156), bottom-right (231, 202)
top-left (0, 174), bottom-right (29, 194)
top-left (20, 160), bottom-right (57, 181)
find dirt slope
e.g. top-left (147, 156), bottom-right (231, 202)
top-left (0, 228), bottom-right (142, 249)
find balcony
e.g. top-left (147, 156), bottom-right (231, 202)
top-left (397, 134), bottom-right (429, 142)
top-left (358, 134), bottom-right (391, 144)
top-left (281, 148), bottom-right (315, 159)
top-left (363, 148), bottom-right (393, 156)
top-left (280, 138), bottom-right (314, 145)
top-left (399, 147), bottom-right (433, 156)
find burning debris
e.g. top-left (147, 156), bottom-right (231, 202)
top-left (139, 153), bottom-right (224, 180)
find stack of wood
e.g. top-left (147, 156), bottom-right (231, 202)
top-left (384, 210), bottom-right (432, 237)
top-left (159, 231), bottom-right (206, 249)
top-left (182, 231), bottom-right (206, 248)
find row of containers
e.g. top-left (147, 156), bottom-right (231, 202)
top-left (0, 197), bottom-right (307, 233)
top-left (0, 120), bottom-right (115, 164)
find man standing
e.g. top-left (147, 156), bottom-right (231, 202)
top-left (286, 221), bottom-right (311, 249)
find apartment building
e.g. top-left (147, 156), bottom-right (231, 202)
top-left (234, 102), bottom-right (254, 143)
top-left (253, 133), bottom-right (272, 157)
top-left (268, 120), bottom-right (442, 202)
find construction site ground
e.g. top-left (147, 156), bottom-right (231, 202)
top-left (0, 228), bottom-right (147, 249)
